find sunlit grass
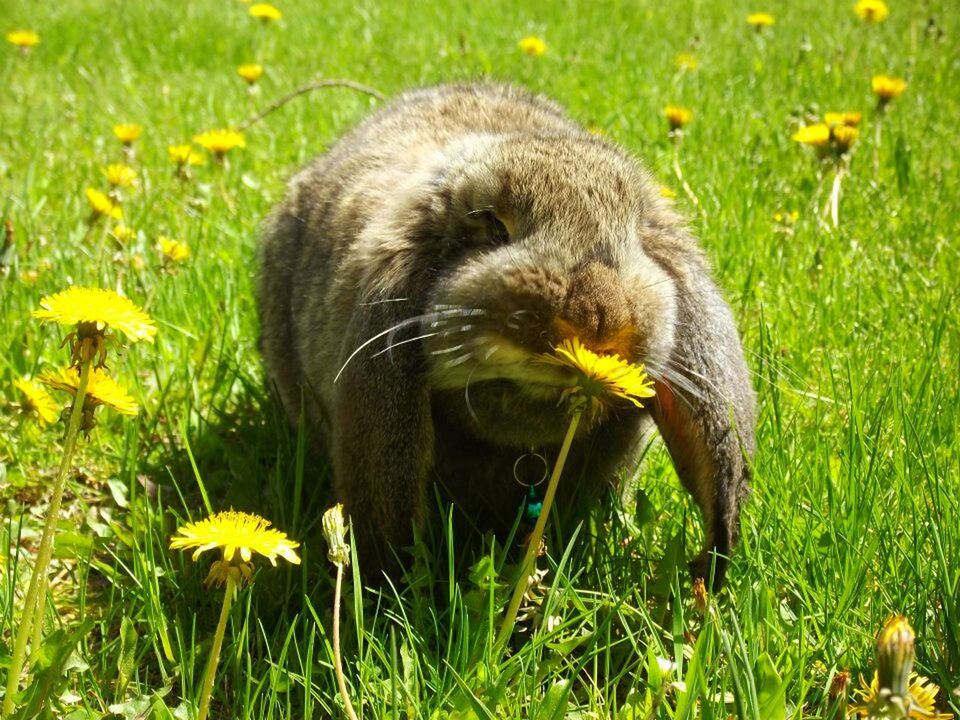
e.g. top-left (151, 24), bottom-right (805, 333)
top-left (1, 0), bottom-right (958, 717)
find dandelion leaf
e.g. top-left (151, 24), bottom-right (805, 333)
top-left (755, 652), bottom-right (787, 720)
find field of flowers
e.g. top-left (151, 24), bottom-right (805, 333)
top-left (1, 0), bottom-right (958, 717)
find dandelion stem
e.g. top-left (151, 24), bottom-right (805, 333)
top-left (671, 144), bottom-right (704, 219)
top-left (495, 409), bottom-right (582, 652)
top-left (197, 576), bottom-right (237, 720)
top-left (873, 117), bottom-right (883, 176)
top-left (3, 357), bottom-right (92, 719)
top-left (27, 576), bottom-right (47, 666)
top-left (828, 163), bottom-right (847, 229)
top-left (332, 563), bottom-right (360, 720)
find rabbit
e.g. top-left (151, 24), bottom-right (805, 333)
top-left (258, 83), bottom-right (756, 587)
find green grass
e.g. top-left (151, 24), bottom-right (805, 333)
top-left (1, 0), bottom-right (958, 717)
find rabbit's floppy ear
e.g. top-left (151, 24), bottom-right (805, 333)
top-left (646, 257), bottom-right (755, 589)
top-left (331, 297), bottom-right (435, 580)
top-left (327, 170), bottom-right (453, 580)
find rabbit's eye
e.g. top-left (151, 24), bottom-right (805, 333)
top-left (479, 210), bottom-right (510, 246)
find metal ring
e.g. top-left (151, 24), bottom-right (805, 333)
top-left (513, 452), bottom-right (549, 487)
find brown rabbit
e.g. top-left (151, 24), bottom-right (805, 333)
top-left (259, 84), bottom-right (756, 587)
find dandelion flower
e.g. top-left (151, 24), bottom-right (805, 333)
top-left (850, 671), bottom-right (953, 719)
top-left (168, 144), bottom-right (205, 167)
top-left (872, 74), bottom-right (907, 105)
top-left (854, 0), bottom-right (890, 22)
top-left (518, 35), bottom-right (547, 57)
top-left (85, 188), bottom-right (123, 220)
top-left (674, 52), bottom-right (698, 71)
top-left (746, 12), bottom-right (775, 28)
top-left (102, 163), bottom-right (137, 188)
top-left (824, 111), bottom-right (862, 128)
top-left (664, 105), bottom-right (693, 130)
top-left (792, 123), bottom-right (831, 146)
top-left (110, 224), bottom-right (136, 243)
top-left (248, 3), bottom-right (282, 21)
top-left (38, 366), bottom-right (139, 416)
top-left (6, 30), bottom-right (40, 49)
top-left (33, 286), bottom-right (157, 345)
top-left (170, 510), bottom-right (301, 566)
top-left (112, 123), bottom-right (143, 145)
top-left (660, 186), bottom-right (677, 199)
top-left (237, 63), bottom-right (264, 84)
top-left (13, 378), bottom-right (59, 426)
top-left (171, 511), bottom-right (298, 720)
top-left (832, 125), bottom-right (859, 152)
top-left (159, 236), bottom-right (191, 263)
top-left (536, 336), bottom-right (656, 409)
top-left (192, 129), bottom-right (246, 158)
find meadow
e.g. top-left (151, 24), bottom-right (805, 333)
top-left (1, 0), bottom-right (958, 717)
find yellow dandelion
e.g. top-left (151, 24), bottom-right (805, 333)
top-left (237, 63), bottom-right (264, 84)
top-left (664, 105), bottom-right (693, 130)
top-left (6, 30), bottom-right (40, 49)
top-left (746, 12), bottom-right (775, 28)
top-left (192, 129), bottom-right (246, 157)
top-left (825, 111), bottom-right (862, 128)
top-left (792, 123), bottom-right (831, 146)
top-left (85, 187), bottom-right (123, 220)
top-left (168, 144), bottom-right (205, 167)
top-left (112, 123), bottom-right (143, 144)
top-left (854, 0), bottom-right (890, 22)
top-left (536, 336), bottom-right (656, 409)
top-left (660, 186), bottom-right (677, 199)
top-left (674, 52), bottom-right (698, 71)
top-left (170, 510), bottom-right (301, 566)
top-left (850, 671), bottom-right (953, 719)
top-left (832, 125), bottom-right (859, 152)
top-left (102, 163), bottom-right (137, 188)
top-left (248, 3), bottom-right (282, 21)
top-left (13, 378), bottom-right (59, 426)
top-left (872, 74), bottom-right (908, 103)
top-left (32, 286), bottom-right (157, 345)
top-left (110, 224), bottom-right (136, 243)
top-left (158, 236), bottom-right (191, 263)
top-left (518, 35), bottom-right (547, 57)
top-left (38, 366), bottom-right (139, 416)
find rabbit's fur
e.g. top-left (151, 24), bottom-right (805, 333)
top-left (259, 84), bottom-right (755, 586)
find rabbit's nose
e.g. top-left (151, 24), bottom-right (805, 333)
top-left (555, 262), bottom-right (636, 359)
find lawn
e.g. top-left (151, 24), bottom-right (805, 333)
top-left (1, 0), bottom-right (958, 717)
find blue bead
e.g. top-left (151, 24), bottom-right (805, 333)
top-left (525, 501), bottom-right (543, 521)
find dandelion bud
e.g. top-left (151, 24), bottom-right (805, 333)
top-left (828, 670), bottom-right (849, 719)
top-left (692, 576), bottom-right (709, 614)
top-left (829, 669), bottom-right (849, 699)
top-left (322, 504), bottom-right (351, 567)
top-left (876, 615), bottom-right (915, 699)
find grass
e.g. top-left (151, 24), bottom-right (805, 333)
top-left (1, 0), bottom-right (958, 717)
